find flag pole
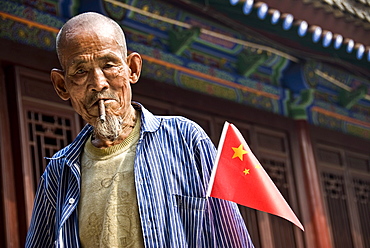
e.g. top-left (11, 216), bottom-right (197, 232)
top-left (206, 121), bottom-right (230, 198)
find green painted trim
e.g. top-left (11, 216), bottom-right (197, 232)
top-left (289, 89), bottom-right (315, 119)
top-left (237, 49), bottom-right (268, 77)
top-left (339, 85), bottom-right (367, 109)
top-left (168, 27), bottom-right (200, 56)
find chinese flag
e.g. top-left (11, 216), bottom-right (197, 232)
top-left (207, 122), bottom-right (304, 231)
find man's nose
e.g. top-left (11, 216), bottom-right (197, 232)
top-left (89, 68), bottom-right (109, 92)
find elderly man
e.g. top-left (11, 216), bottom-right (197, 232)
top-left (25, 12), bottom-right (254, 248)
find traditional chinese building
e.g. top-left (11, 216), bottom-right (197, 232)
top-left (0, 0), bottom-right (369, 247)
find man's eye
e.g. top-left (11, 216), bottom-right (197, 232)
top-left (104, 64), bottom-right (115, 69)
top-left (75, 69), bottom-right (86, 74)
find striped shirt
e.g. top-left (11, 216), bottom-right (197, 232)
top-left (25, 103), bottom-right (254, 248)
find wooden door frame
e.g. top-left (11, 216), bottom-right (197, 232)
top-left (0, 65), bottom-right (20, 247)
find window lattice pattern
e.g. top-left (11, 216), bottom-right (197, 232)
top-left (27, 110), bottom-right (73, 189)
top-left (261, 159), bottom-right (288, 189)
top-left (353, 178), bottom-right (370, 247)
top-left (261, 158), bottom-right (297, 248)
top-left (322, 172), bottom-right (354, 248)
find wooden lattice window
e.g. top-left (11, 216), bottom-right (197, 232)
top-left (322, 172), bottom-right (354, 247)
top-left (26, 108), bottom-right (74, 191)
top-left (317, 144), bottom-right (370, 248)
top-left (260, 157), bottom-right (300, 247)
top-left (232, 127), bottom-right (303, 248)
top-left (353, 178), bottom-right (370, 247)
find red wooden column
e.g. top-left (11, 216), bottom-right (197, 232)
top-left (296, 120), bottom-right (332, 248)
top-left (0, 68), bottom-right (20, 247)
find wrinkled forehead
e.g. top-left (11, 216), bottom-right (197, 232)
top-left (61, 22), bottom-right (124, 49)
top-left (58, 24), bottom-right (126, 68)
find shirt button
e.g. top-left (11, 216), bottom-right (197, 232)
top-left (69, 198), bottom-right (75, 204)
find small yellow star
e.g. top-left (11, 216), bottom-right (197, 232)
top-left (232, 144), bottom-right (248, 161)
top-left (255, 164), bottom-right (262, 169)
top-left (243, 169), bottom-right (250, 175)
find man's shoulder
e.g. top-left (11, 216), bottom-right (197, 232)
top-left (42, 145), bottom-right (72, 176)
top-left (137, 102), bottom-right (211, 142)
top-left (137, 102), bottom-right (203, 134)
top-left (156, 115), bottom-right (210, 140)
top-left (42, 124), bottom-right (92, 175)
top-left (50, 124), bottom-right (91, 158)
top-left (159, 115), bottom-right (198, 127)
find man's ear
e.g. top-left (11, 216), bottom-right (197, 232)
top-left (127, 52), bottom-right (142, 84)
top-left (51, 69), bottom-right (70, 100)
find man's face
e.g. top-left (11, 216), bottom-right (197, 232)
top-left (57, 28), bottom-right (134, 126)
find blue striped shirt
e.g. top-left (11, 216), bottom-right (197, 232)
top-left (25, 103), bottom-right (254, 248)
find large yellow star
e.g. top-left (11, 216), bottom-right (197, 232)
top-left (232, 144), bottom-right (248, 161)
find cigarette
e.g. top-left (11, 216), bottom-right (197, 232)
top-left (98, 99), bottom-right (106, 123)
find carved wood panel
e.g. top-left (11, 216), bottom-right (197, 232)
top-left (256, 127), bottom-right (303, 248)
top-left (322, 172), bottom-right (354, 248)
top-left (353, 177), bottom-right (370, 247)
top-left (317, 144), bottom-right (370, 248)
top-left (25, 107), bottom-right (74, 191)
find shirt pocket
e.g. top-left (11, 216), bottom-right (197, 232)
top-left (172, 194), bottom-right (206, 247)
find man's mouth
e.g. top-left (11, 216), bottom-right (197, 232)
top-left (87, 91), bottom-right (118, 108)
top-left (90, 98), bottom-right (115, 107)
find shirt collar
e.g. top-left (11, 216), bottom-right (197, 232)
top-left (132, 101), bottom-right (161, 133)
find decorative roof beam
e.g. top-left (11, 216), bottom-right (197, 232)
top-left (168, 27), bottom-right (200, 56)
top-left (237, 49), bottom-right (268, 77)
top-left (288, 89), bottom-right (316, 120)
top-left (339, 85), bottom-right (368, 109)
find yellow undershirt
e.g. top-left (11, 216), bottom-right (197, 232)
top-left (78, 116), bottom-right (144, 248)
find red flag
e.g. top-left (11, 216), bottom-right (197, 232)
top-left (207, 122), bottom-right (304, 231)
